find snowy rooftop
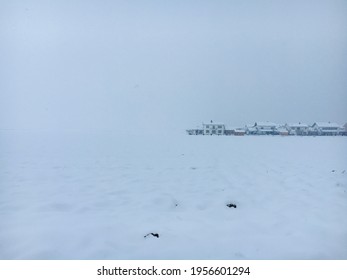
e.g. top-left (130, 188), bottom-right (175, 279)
top-left (254, 122), bottom-right (278, 127)
top-left (245, 125), bottom-right (257, 131)
top-left (203, 122), bottom-right (225, 126)
top-left (313, 122), bottom-right (342, 128)
top-left (287, 123), bottom-right (309, 128)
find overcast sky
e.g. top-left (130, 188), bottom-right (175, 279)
top-left (1, 0), bottom-right (346, 132)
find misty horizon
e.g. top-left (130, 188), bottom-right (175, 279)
top-left (1, 0), bottom-right (346, 133)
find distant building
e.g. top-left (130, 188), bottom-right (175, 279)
top-left (253, 122), bottom-right (278, 135)
top-left (277, 126), bottom-right (289, 136)
top-left (225, 127), bottom-right (245, 136)
top-left (187, 121), bottom-right (346, 136)
top-left (203, 121), bottom-right (225, 135)
top-left (186, 129), bottom-right (203, 135)
top-left (285, 123), bottom-right (309, 136)
top-left (311, 122), bottom-right (343, 136)
top-left (245, 125), bottom-right (257, 135)
top-left (234, 129), bottom-right (246, 136)
top-left (224, 129), bottom-right (234, 136)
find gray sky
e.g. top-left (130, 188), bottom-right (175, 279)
top-left (1, 0), bottom-right (346, 132)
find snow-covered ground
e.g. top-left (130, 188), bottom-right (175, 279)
top-left (1, 130), bottom-right (346, 259)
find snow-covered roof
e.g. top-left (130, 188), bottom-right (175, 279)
top-left (245, 126), bottom-right (257, 131)
top-left (313, 122), bottom-right (342, 128)
top-left (203, 122), bottom-right (225, 126)
top-left (286, 123), bottom-right (308, 128)
top-left (254, 122), bottom-right (278, 127)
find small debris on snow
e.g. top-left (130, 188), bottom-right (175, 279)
top-left (190, 167), bottom-right (197, 170)
top-left (226, 203), bottom-right (237, 208)
top-left (342, 170), bottom-right (346, 174)
top-left (144, 233), bottom-right (160, 238)
top-left (332, 170), bottom-right (336, 172)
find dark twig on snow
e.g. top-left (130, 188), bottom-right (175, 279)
top-left (226, 203), bottom-right (237, 208)
top-left (144, 233), bottom-right (160, 238)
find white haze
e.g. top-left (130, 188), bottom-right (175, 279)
top-left (1, 0), bottom-right (347, 133)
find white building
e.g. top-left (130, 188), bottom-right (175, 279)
top-left (311, 122), bottom-right (343, 136)
top-left (285, 123), bottom-right (309, 135)
top-left (245, 125), bottom-right (257, 135)
top-left (276, 124), bottom-right (289, 136)
top-left (253, 122), bottom-right (278, 135)
top-left (203, 121), bottom-right (225, 135)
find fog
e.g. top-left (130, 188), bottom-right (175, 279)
top-left (1, 0), bottom-right (347, 133)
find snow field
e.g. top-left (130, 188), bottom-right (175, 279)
top-left (0, 131), bottom-right (346, 259)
